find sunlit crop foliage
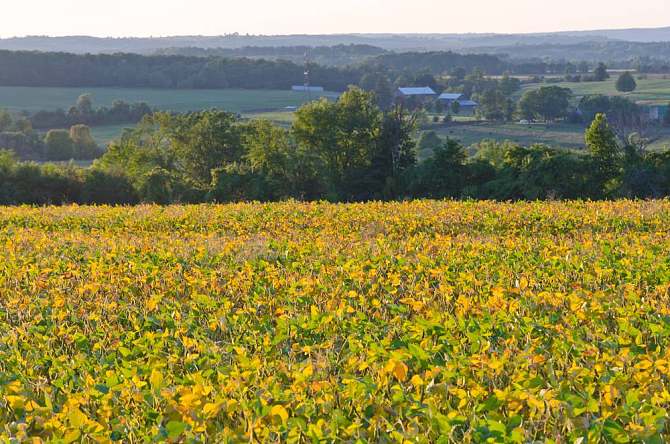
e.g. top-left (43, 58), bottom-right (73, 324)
top-left (1, 201), bottom-right (670, 442)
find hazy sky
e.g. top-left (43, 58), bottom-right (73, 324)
top-left (2, 0), bottom-right (668, 37)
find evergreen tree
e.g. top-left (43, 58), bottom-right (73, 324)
top-left (615, 72), bottom-right (637, 93)
top-left (585, 113), bottom-right (621, 193)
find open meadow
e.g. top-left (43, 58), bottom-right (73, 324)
top-left (2, 201), bottom-right (670, 442)
top-left (432, 122), bottom-right (587, 151)
top-left (518, 76), bottom-right (670, 104)
top-left (0, 86), bottom-right (336, 114)
top-left (425, 122), bottom-right (670, 155)
top-left (0, 86), bottom-right (335, 144)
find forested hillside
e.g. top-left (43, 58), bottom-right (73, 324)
top-left (0, 50), bottom-right (522, 89)
top-left (154, 44), bottom-right (387, 66)
top-left (0, 51), bottom-right (361, 90)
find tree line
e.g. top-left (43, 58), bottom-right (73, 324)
top-left (0, 50), bottom-right (361, 90)
top-left (29, 94), bottom-right (152, 129)
top-left (0, 115), bottom-right (103, 161)
top-left (2, 88), bottom-right (670, 205)
top-left (0, 49), bottom-right (626, 92)
top-left (0, 94), bottom-right (153, 161)
top-left (154, 44), bottom-right (388, 67)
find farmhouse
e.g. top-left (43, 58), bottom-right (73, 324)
top-left (292, 85), bottom-right (325, 93)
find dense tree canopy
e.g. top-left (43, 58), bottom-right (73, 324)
top-left (594, 63), bottom-right (610, 81)
top-left (615, 71), bottom-right (637, 93)
top-left (30, 95), bottom-right (152, 129)
top-left (0, 50), bottom-right (361, 91)
top-left (518, 86), bottom-right (572, 122)
top-left (3, 86), bottom-right (670, 205)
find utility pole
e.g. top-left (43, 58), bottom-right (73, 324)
top-left (304, 50), bottom-right (312, 101)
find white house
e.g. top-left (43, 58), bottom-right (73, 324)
top-left (292, 85), bottom-right (325, 93)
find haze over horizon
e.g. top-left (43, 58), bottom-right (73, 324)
top-left (2, 0), bottom-right (668, 38)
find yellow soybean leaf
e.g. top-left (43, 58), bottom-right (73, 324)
top-left (146, 295), bottom-right (162, 312)
top-left (5, 395), bottom-right (24, 410)
top-left (271, 405), bottom-right (289, 424)
top-left (149, 369), bottom-right (163, 389)
top-left (488, 359), bottom-right (504, 371)
top-left (203, 402), bottom-right (224, 418)
top-left (5, 380), bottom-right (22, 394)
top-left (410, 375), bottom-right (424, 387)
top-left (302, 364), bottom-right (314, 378)
top-left (63, 430), bottom-right (82, 444)
top-left (636, 360), bottom-right (653, 370)
top-left (393, 361), bottom-right (408, 382)
top-left (527, 396), bottom-right (545, 412)
top-left (68, 407), bottom-right (88, 428)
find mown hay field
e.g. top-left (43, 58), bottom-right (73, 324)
top-left (518, 77), bottom-right (670, 104)
top-left (1, 201), bottom-right (670, 443)
top-left (0, 87), bottom-right (336, 114)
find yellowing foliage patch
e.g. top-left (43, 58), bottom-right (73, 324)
top-left (1, 201), bottom-right (670, 442)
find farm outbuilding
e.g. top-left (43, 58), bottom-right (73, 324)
top-left (437, 92), bottom-right (464, 106)
top-left (647, 104), bottom-right (669, 122)
top-left (396, 87), bottom-right (437, 99)
top-left (456, 99), bottom-right (479, 114)
top-left (292, 85), bottom-right (325, 93)
top-left (437, 93), bottom-right (479, 115)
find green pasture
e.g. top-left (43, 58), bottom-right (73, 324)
top-left (428, 122), bottom-right (670, 153)
top-left (519, 76), bottom-right (670, 104)
top-left (0, 86), bottom-right (336, 144)
top-left (0, 86), bottom-right (337, 114)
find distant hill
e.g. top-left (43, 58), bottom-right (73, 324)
top-left (1, 26), bottom-right (669, 54)
top-left (556, 26), bottom-right (670, 42)
top-left (465, 41), bottom-right (670, 63)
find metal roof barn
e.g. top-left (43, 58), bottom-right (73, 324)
top-left (438, 93), bottom-right (463, 100)
top-left (397, 87), bottom-right (437, 96)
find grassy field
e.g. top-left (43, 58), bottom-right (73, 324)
top-left (519, 76), bottom-right (670, 104)
top-left (2, 201), bottom-right (670, 442)
top-left (0, 86), bottom-right (335, 144)
top-left (0, 86), bottom-right (337, 114)
top-left (426, 121), bottom-right (670, 153)
top-left (88, 124), bottom-right (135, 145)
top-left (242, 110), bottom-right (297, 126)
top-left (432, 122), bottom-right (587, 150)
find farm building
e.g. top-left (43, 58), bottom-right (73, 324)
top-left (395, 87), bottom-right (437, 108)
top-left (437, 93), bottom-right (479, 114)
top-left (456, 99), bottom-right (479, 114)
top-left (646, 104), bottom-right (669, 122)
top-left (396, 87), bottom-right (437, 99)
top-left (292, 85), bottom-right (325, 93)
top-left (437, 92), bottom-right (464, 106)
